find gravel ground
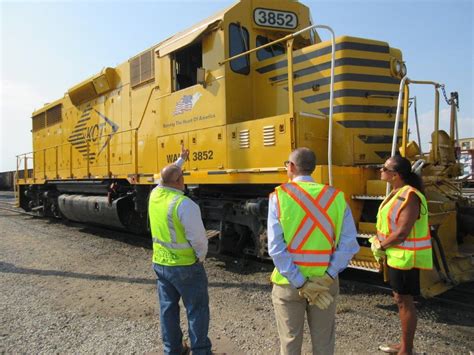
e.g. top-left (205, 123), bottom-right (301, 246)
top-left (0, 192), bottom-right (473, 354)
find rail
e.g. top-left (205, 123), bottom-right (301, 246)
top-left (16, 128), bottom-right (140, 184)
top-left (219, 23), bottom-right (336, 185)
top-left (388, 77), bottom-right (443, 195)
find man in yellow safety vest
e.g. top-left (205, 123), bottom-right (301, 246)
top-left (149, 146), bottom-right (211, 355)
top-left (268, 147), bottom-right (360, 354)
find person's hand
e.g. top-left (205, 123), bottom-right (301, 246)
top-left (308, 273), bottom-right (334, 289)
top-left (180, 143), bottom-right (189, 161)
top-left (309, 290), bottom-right (334, 310)
top-left (298, 276), bottom-right (332, 303)
top-left (369, 236), bottom-right (385, 263)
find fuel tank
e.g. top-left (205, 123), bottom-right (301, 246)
top-left (57, 194), bottom-right (127, 229)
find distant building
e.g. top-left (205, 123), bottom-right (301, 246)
top-left (459, 137), bottom-right (473, 181)
top-left (459, 137), bottom-right (474, 150)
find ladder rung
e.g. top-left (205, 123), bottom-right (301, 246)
top-left (352, 195), bottom-right (385, 200)
top-left (206, 229), bottom-right (220, 239)
top-left (349, 259), bottom-right (380, 272)
top-left (357, 233), bottom-right (376, 239)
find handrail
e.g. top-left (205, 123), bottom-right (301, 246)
top-left (388, 77), bottom-right (442, 195)
top-left (413, 97), bottom-right (423, 153)
top-left (316, 25), bottom-right (336, 186)
top-left (401, 84), bottom-right (410, 157)
top-left (15, 153), bottom-right (33, 183)
top-left (136, 86), bottom-right (159, 129)
top-left (219, 23), bottom-right (336, 185)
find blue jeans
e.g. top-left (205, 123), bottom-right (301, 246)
top-left (153, 262), bottom-right (212, 355)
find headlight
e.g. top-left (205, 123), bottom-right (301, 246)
top-left (390, 58), bottom-right (402, 77)
top-left (400, 62), bottom-right (407, 77)
top-left (395, 60), bottom-right (402, 74)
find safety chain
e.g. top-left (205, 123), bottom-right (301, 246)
top-left (440, 85), bottom-right (459, 110)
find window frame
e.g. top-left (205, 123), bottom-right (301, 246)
top-left (229, 23), bottom-right (250, 75)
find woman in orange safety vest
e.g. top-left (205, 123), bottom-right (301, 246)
top-left (371, 155), bottom-right (432, 355)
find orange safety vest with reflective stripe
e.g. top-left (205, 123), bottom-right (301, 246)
top-left (376, 185), bottom-right (432, 270)
top-left (271, 182), bottom-right (346, 285)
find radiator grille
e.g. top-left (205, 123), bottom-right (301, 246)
top-left (32, 112), bottom-right (46, 132)
top-left (239, 129), bottom-right (250, 149)
top-left (46, 104), bottom-right (62, 126)
top-left (130, 49), bottom-right (155, 88)
top-left (130, 56), bottom-right (141, 87)
top-left (263, 125), bottom-right (275, 146)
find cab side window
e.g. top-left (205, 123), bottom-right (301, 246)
top-left (174, 42), bottom-right (203, 91)
top-left (256, 35), bottom-right (285, 61)
top-left (229, 23), bottom-right (250, 75)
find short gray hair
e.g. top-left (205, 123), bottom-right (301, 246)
top-left (290, 147), bottom-right (316, 175)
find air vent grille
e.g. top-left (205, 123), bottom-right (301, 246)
top-left (263, 125), bottom-right (275, 146)
top-left (130, 49), bottom-right (155, 88)
top-left (46, 104), bottom-right (62, 126)
top-left (239, 129), bottom-right (250, 149)
top-left (32, 112), bottom-right (46, 132)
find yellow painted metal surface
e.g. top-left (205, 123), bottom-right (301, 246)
top-left (15, 0), bottom-right (472, 296)
top-left (21, 0), bottom-right (405, 185)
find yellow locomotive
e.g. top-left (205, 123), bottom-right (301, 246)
top-left (16, 0), bottom-right (473, 296)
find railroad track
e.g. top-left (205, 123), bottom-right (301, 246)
top-left (0, 197), bottom-right (40, 217)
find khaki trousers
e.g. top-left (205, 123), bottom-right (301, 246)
top-left (272, 278), bottom-right (339, 355)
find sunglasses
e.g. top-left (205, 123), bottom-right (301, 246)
top-left (381, 166), bottom-right (396, 173)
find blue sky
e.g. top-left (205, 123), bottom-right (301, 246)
top-left (1, 0), bottom-right (473, 171)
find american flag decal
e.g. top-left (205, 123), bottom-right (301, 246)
top-left (173, 92), bottom-right (202, 116)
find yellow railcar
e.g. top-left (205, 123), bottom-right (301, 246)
top-left (16, 0), bottom-right (473, 296)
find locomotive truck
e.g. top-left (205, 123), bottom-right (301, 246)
top-left (16, 0), bottom-right (474, 296)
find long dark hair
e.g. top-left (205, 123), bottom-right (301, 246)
top-left (390, 155), bottom-right (425, 194)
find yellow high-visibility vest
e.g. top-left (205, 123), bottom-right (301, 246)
top-left (149, 187), bottom-right (196, 266)
top-left (376, 185), bottom-right (432, 270)
top-left (271, 182), bottom-right (346, 285)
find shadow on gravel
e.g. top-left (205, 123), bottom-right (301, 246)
top-left (0, 261), bottom-right (155, 284)
top-left (55, 219), bottom-right (153, 249)
top-left (375, 299), bottom-right (474, 328)
top-left (0, 261), bottom-right (272, 291)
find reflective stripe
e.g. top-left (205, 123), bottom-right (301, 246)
top-left (377, 233), bottom-right (432, 250)
top-left (281, 183), bottom-right (334, 244)
top-left (152, 237), bottom-right (191, 250)
top-left (292, 253), bottom-right (331, 265)
top-left (317, 186), bottom-right (338, 210)
top-left (396, 238), bottom-right (432, 250)
top-left (167, 195), bottom-right (182, 243)
top-left (388, 197), bottom-right (404, 232)
top-left (288, 215), bottom-right (315, 251)
top-left (388, 188), bottom-right (410, 232)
